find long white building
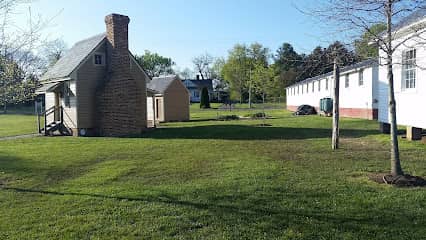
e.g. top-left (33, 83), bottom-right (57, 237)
top-left (378, 9), bottom-right (426, 140)
top-left (286, 59), bottom-right (379, 120)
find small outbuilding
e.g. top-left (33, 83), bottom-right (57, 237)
top-left (147, 75), bottom-right (190, 123)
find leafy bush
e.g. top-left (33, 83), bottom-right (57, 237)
top-left (218, 115), bottom-right (239, 121)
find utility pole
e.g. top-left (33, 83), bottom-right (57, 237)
top-left (332, 58), bottom-right (340, 150)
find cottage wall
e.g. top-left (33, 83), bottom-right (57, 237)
top-left (76, 42), bottom-right (107, 131)
top-left (163, 79), bottom-right (190, 122)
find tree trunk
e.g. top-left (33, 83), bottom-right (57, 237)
top-left (248, 70), bottom-right (252, 108)
top-left (332, 59), bottom-right (340, 150)
top-left (262, 92), bottom-right (266, 124)
top-left (386, 1), bottom-right (403, 176)
top-left (248, 81), bottom-right (252, 108)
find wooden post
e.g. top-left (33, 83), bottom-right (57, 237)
top-left (332, 59), bottom-right (340, 150)
top-left (60, 106), bottom-right (64, 124)
top-left (44, 112), bottom-right (47, 136)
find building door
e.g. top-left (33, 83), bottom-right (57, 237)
top-left (156, 98), bottom-right (163, 121)
top-left (54, 92), bottom-right (60, 121)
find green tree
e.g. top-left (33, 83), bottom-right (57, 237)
top-left (222, 44), bottom-right (250, 103)
top-left (354, 23), bottom-right (387, 60)
top-left (275, 43), bottom-right (302, 72)
top-left (298, 42), bottom-right (358, 81)
top-left (199, 87), bottom-right (210, 109)
top-left (134, 50), bottom-right (175, 78)
top-left (0, 58), bottom-right (38, 113)
top-left (273, 43), bottom-right (303, 91)
top-left (222, 43), bottom-right (270, 104)
top-left (252, 63), bottom-right (274, 104)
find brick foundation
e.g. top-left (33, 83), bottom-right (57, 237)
top-left (287, 105), bottom-right (378, 120)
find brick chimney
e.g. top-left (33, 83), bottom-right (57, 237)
top-left (105, 13), bottom-right (130, 75)
top-left (97, 13), bottom-right (147, 137)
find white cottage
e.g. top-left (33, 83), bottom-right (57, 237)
top-left (378, 9), bottom-right (426, 140)
top-left (286, 59), bottom-right (379, 120)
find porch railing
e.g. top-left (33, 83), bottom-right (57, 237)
top-left (37, 106), bottom-right (63, 134)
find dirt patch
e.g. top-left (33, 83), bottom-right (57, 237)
top-left (369, 173), bottom-right (426, 187)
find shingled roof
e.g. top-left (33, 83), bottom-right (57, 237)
top-left (394, 8), bottom-right (426, 32)
top-left (41, 33), bottom-right (106, 81)
top-left (147, 75), bottom-right (178, 94)
top-left (287, 59), bottom-right (378, 88)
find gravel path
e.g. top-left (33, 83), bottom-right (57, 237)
top-left (0, 133), bottom-right (39, 141)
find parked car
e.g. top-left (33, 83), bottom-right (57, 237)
top-left (294, 105), bottom-right (317, 115)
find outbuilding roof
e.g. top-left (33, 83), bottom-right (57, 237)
top-left (41, 33), bottom-right (106, 81)
top-left (147, 75), bottom-right (178, 94)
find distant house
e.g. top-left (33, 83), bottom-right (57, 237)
top-left (147, 75), bottom-right (190, 123)
top-left (36, 13), bottom-right (150, 137)
top-left (182, 76), bottom-right (213, 102)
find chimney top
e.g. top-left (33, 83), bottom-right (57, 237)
top-left (105, 13), bottom-right (130, 25)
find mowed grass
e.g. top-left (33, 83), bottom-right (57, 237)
top-left (0, 106), bottom-right (426, 239)
top-left (0, 114), bottom-right (37, 137)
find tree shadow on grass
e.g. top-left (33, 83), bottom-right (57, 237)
top-left (144, 125), bottom-right (380, 140)
top-left (1, 185), bottom-right (423, 238)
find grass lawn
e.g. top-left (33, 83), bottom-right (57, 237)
top-left (0, 107), bottom-right (425, 239)
top-left (0, 114), bottom-right (37, 137)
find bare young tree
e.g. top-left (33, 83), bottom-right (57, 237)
top-left (192, 53), bottom-right (214, 80)
top-left (300, 0), bottom-right (426, 177)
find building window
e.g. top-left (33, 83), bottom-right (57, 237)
top-left (402, 49), bottom-right (416, 89)
top-left (193, 90), bottom-right (199, 98)
top-left (94, 54), bottom-right (104, 65)
top-left (359, 69), bottom-right (364, 86)
top-left (345, 74), bottom-right (349, 88)
top-left (298, 85), bottom-right (300, 94)
top-left (325, 78), bottom-right (329, 90)
top-left (312, 82), bottom-right (315, 92)
top-left (318, 80), bottom-right (321, 91)
top-left (306, 83), bottom-right (309, 93)
top-left (64, 81), bottom-right (71, 107)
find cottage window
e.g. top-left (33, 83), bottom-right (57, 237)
top-left (312, 82), bottom-right (315, 92)
top-left (345, 74), bottom-right (349, 88)
top-left (402, 49), bottom-right (416, 89)
top-left (325, 78), bottom-right (329, 90)
top-left (298, 85), bottom-right (300, 94)
top-left (306, 83), bottom-right (309, 93)
top-left (359, 69), bottom-right (364, 86)
top-left (94, 54), bottom-right (104, 65)
top-left (318, 80), bottom-right (321, 91)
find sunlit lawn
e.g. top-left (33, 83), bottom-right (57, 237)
top-left (0, 114), bottom-right (37, 137)
top-left (0, 106), bottom-right (425, 239)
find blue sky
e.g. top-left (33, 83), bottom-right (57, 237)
top-left (16, 0), bottom-right (332, 70)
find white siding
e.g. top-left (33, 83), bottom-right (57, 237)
top-left (378, 29), bottom-right (426, 129)
top-left (62, 80), bottom-right (77, 129)
top-left (286, 65), bottom-right (378, 114)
